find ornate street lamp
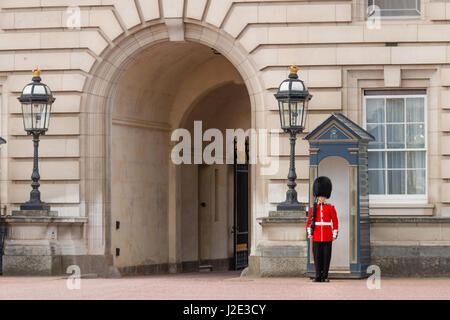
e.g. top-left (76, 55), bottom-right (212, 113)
top-left (275, 65), bottom-right (312, 211)
top-left (18, 67), bottom-right (55, 211)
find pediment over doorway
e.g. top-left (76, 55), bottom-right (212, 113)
top-left (305, 112), bottom-right (374, 143)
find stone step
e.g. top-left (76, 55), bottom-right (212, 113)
top-left (199, 264), bottom-right (213, 272)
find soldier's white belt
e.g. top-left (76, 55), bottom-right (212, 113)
top-left (315, 222), bottom-right (332, 226)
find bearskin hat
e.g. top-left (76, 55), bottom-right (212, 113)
top-left (313, 176), bottom-right (332, 199)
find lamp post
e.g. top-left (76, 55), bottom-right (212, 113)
top-left (18, 67), bottom-right (55, 211)
top-left (275, 65), bottom-right (312, 211)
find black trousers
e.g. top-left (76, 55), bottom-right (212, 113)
top-left (312, 241), bottom-right (332, 279)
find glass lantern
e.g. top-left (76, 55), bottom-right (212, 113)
top-left (275, 65), bottom-right (312, 133)
top-left (18, 67), bottom-right (55, 134)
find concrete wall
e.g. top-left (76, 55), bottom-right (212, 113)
top-left (111, 125), bottom-right (169, 268)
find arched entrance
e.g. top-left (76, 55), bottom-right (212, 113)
top-left (100, 39), bottom-right (252, 274)
top-left (80, 22), bottom-right (263, 276)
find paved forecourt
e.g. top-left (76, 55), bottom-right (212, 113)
top-left (0, 272), bottom-right (449, 300)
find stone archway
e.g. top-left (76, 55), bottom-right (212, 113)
top-left (81, 22), bottom-right (263, 275)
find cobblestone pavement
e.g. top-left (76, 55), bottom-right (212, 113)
top-left (0, 271), bottom-right (449, 300)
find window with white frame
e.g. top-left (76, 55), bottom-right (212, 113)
top-left (368, 0), bottom-right (421, 17)
top-left (364, 90), bottom-right (427, 202)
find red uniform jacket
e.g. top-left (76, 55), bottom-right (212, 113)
top-left (306, 203), bottom-right (338, 242)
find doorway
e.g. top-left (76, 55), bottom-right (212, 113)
top-left (196, 138), bottom-right (250, 271)
top-left (197, 164), bottom-right (231, 270)
top-left (318, 156), bottom-right (350, 271)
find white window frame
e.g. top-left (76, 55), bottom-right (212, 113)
top-left (363, 93), bottom-right (428, 204)
top-left (367, 0), bottom-right (422, 19)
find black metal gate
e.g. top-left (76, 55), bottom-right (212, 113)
top-left (233, 138), bottom-right (249, 270)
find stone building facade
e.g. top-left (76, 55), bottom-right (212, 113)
top-left (0, 0), bottom-right (450, 277)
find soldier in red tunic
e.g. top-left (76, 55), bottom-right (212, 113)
top-left (306, 176), bottom-right (338, 282)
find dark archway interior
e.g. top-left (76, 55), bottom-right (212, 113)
top-left (111, 40), bottom-right (251, 272)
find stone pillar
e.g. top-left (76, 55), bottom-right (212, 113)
top-left (168, 143), bottom-right (182, 273)
top-left (244, 209), bottom-right (308, 277)
top-left (2, 209), bottom-right (87, 276)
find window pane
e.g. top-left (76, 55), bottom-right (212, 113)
top-left (22, 104), bottom-right (33, 130)
top-left (406, 124), bottom-right (425, 148)
top-left (369, 151), bottom-right (385, 169)
top-left (23, 85), bottom-right (32, 95)
top-left (369, 170), bottom-right (385, 194)
top-left (367, 124), bottom-right (385, 149)
top-left (387, 124), bottom-right (405, 148)
top-left (387, 170), bottom-right (406, 194)
top-left (280, 101), bottom-right (289, 127)
top-left (407, 170), bottom-right (425, 194)
top-left (374, 0), bottom-right (418, 10)
top-left (290, 101), bottom-right (299, 127)
top-left (387, 151), bottom-right (405, 168)
top-left (406, 98), bottom-right (424, 122)
top-left (364, 93), bottom-right (426, 198)
top-left (407, 151), bottom-right (426, 169)
top-left (377, 10), bottom-right (420, 17)
top-left (386, 98), bottom-right (404, 123)
top-left (366, 98), bottom-right (384, 123)
top-left (369, 0), bottom-right (420, 16)
top-left (33, 85), bottom-right (46, 95)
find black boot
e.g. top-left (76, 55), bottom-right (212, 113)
top-left (319, 271), bottom-right (325, 282)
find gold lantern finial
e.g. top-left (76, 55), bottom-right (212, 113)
top-left (289, 64), bottom-right (299, 75)
top-left (32, 67), bottom-right (41, 77)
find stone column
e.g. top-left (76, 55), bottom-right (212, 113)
top-left (244, 209), bottom-right (308, 277)
top-left (2, 209), bottom-right (87, 276)
top-left (168, 142), bottom-right (182, 273)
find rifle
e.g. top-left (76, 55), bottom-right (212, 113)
top-left (310, 197), bottom-right (317, 236)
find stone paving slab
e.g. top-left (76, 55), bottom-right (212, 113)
top-left (0, 271), bottom-right (449, 300)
